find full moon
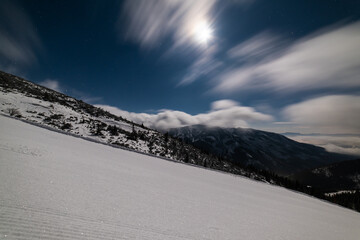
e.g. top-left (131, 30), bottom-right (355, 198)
top-left (193, 21), bottom-right (213, 44)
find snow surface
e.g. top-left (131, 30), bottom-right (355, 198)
top-left (1, 115), bottom-right (360, 240)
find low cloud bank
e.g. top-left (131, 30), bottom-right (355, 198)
top-left (96, 99), bottom-right (273, 131)
top-left (287, 135), bottom-right (360, 157)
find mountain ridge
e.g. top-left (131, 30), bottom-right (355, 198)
top-left (169, 124), bottom-right (353, 175)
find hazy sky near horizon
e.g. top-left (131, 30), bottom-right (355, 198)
top-left (1, 0), bottom-right (360, 136)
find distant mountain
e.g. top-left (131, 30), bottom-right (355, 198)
top-left (169, 125), bottom-right (352, 175)
top-left (292, 159), bottom-right (360, 192)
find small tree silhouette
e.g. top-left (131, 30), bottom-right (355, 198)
top-left (7, 108), bottom-right (21, 117)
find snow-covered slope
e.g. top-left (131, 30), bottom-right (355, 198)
top-left (0, 71), bottom-right (166, 156)
top-left (1, 115), bottom-right (360, 240)
top-left (0, 70), bottom-right (253, 178)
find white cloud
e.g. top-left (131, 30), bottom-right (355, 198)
top-left (211, 99), bottom-right (238, 110)
top-left (287, 135), bottom-right (360, 156)
top-left (215, 21), bottom-right (360, 93)
top-left (96, 99), bottom-right (272, 131)
top-left (283, 95), bottom-right (360, 134)
top-left (0, 0), bottom-right (42, 73)
top-left (39, 79), bottom-right (62, 92)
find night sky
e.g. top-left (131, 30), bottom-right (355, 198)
top-left (1, 0), bottom-right (360, 139)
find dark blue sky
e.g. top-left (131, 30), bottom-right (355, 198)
top-left (1, 0), bottom-right (360, 134)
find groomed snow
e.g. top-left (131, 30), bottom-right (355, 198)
top-left (0, 115), bottom-right (359, 240)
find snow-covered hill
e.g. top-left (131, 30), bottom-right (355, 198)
top-left (0, 70), bottom-right (259, 180)
top-left (1, 115), bottom-right (360, 239)
top-left (0, 70), bottom-right (168, 156)
top-left (169, 125), bottom-right (352, 175)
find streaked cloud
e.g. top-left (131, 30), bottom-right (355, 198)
top-left (283, 95), bottom-right (360, 134)
top-left (0, 0), bottom-right (42, 74)
top-left (178, 45), bottom-right (223, 85)
top-left (97, 99), bottom-right (273, 131)
top-left (120, 0), bottom-right (220, 86)
top-left (227, 31), bottom-right (284, 60)
top-left (120, 0), bottom-right (217, 49)
top-left (120, 0), bottom-right (252, 85)
top-left (215, 21), bottom-right (360, 93)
